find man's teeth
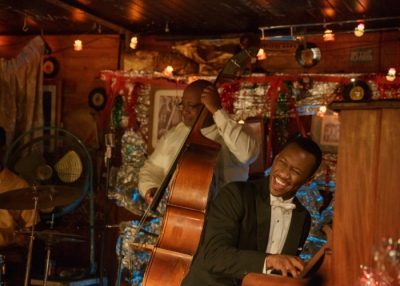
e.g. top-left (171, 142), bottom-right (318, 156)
top-left (275, 177), bottom-right (286, 186)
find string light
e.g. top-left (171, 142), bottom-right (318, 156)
top-left (386, 67), bottom-right (396, 81)
top-left (130, 36), bottom-right (138, 49)
top-left (323, 29), bottom-right (335, 41)
top-left (74, 39), bottom-right (83, 51)
top-left (163, 65), bottom-right (174, 77)
top-left (317, 105), bottom-right (327, 117)
top-left (256, 48), bottom-right (267, 60)
top-left (354, 23), bottom-right (365, 37)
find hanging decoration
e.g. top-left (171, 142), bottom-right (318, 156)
top-left (108, 129), bottom-right (148, 216)
top-left (43, 56), bottom-right (59, 78)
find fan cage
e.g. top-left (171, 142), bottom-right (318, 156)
top-left (3, 126), bottom-right (93, 219)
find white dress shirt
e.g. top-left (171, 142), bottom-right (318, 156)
top-left (138, 109), bottom-right (259, 198)
top-left (263, 194), bottom-right (295, 273)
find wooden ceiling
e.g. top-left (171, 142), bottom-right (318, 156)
top-left (1, 0), bottom-right (400, 38)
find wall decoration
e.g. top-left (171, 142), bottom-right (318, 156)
top-left (43, 80), bottom-right (62, 127)
top-left (295, 42), bottom-right (321, 68)
top-left (88, 87), bottom-right (107, 111)
top-left (344, 80), bottom-right (371, 101)
top-left (320, 115), bottom-right (340, 146)
top-left (151, 89), bottom-right (183, 148)
top-left (311, 114), bottom-right (340, 153)
top-left (43, 56), bottom-right (60, 78)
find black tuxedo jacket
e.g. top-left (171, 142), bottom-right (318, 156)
top-left (181, 176), bottom-right (311, 286)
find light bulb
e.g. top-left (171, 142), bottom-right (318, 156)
top-left (74, 39), bottom-right (83, 51)
top-left (386, 67), bottom-right (396, 81)
top-left (354, 23), bottom-right (365, 37)
top-left (130, 36), bottom-right (138, 49)
top-left (256, 48), bottom-right (267, 60)
top-left (163, 65), bottom-right (174, 77)
top-left (323, 29), bottom-right (335, 41)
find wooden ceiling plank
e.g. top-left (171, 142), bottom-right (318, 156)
top-left (44, 0), bottom-right (131, 34)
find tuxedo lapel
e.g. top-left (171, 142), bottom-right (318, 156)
top-left (281, 198), bottom-right (307, 255)
top-left (256, 177), bottom-right (270, 251)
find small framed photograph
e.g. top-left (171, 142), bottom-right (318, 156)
top-left (43, 80), bottom-right (62, 127)
top-left (311, 114), bottom-right (340, 153)
top-left (320, 115), bottom-right (340, 146)
top-left (151, 89), bottom-right (183, 148)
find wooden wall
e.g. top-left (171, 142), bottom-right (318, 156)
top-left (0, 34), bottom-right (120, 147)
top-left (332, 102), bottom-right (400, 285)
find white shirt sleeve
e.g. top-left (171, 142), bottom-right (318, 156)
top-left (212, 109), bottom-right (259, 165)
top-left (138, 123), bottom-right (189, 198)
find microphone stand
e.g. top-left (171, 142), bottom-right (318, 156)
top-left (23, 186), bottom-right (39, 286)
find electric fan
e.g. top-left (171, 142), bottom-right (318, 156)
top-left (3, 126), bottom-right (93, 219)
top-left (3, 126), bottom-right (98, 277)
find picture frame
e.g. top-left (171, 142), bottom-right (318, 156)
top-left (311, 114), bottom-right (340, 153)
top-left (43, 80), bottom-right (62, 128)
top-left (151, 89), bottom-right (184, 149)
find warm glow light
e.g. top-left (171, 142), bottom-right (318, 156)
top-left (74, 39), bottom-right (83, 51)
top-left (317, 105), bottom-right (327, 117)
top-left (163, 65), bottom-right (174, 77)
top-left (130, 36), bottom-right (138, 49)
top-left (386, 67), bottom-right (397, 81)
top-left (323, 29), bottom-right (335, 41)
top-left (354, 23), bottom-right (365, 37)
top-left (256, 48), bottom-right (267, 60)
top-left (322, 7), bottom-right (335, 18)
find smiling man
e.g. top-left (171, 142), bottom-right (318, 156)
top-left (181, 136), bottom-right (322, 286)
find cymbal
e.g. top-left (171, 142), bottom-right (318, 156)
top-left (16, 229), bottom-right (85, 244)
top-left (0, 185), bottom-right (82, 210)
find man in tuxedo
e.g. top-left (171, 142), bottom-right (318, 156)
top-left (181, 136), bottom-right (322, 286)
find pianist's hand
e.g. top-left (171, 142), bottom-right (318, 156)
top-left (265, 254), bottom-right (305, 278)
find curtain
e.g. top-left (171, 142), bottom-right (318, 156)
top-left (0, 36), bottom-right (44, 144)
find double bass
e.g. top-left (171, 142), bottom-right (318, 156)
top-left (141, 35), bottom-right (260, 286)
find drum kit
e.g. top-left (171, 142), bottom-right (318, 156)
top-left (0, 184), bottom-right (84, 286)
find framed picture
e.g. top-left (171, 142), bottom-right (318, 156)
top-left (151, 89), bottom-right (184, 148)
top-left (311, 114), bottom-right (340, 152)
top-left (43, 80), bottom-right (62, 127)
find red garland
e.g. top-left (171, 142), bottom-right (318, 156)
top-left (220, 81), bottom-right (241, 113)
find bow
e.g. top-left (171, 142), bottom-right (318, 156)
top-left (270, 200), bottom-right (296, 211)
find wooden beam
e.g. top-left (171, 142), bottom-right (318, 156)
top-left (44, 0), bottom-right (131, 35)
